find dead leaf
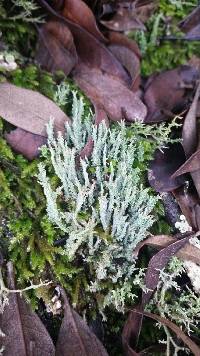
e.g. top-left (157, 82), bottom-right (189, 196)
top-left (173, 186), bottom-right (199, 230)
top-left (173, 148), bottom-right (200, 177)
top-left (108, 44), bottom-right (140, 90)
top-left (179, 5), bottom-right (200, 32)
top-left (0, 82), bottom-right (70, 136)
top-left (36, 21), bottom-right (78, 75)
top-left (142, 233), bottom-right (191, 306)
top-left (38, 0), bottom-right (130, 84)
top-left (5, 128), bottom-right (47, 160)
top-left (182, 82), bottom-right (200, 158)
top-left (73, 64), bottom-right (147, 122)
top-left (144, 66), bottom-right (199, 122)
top-left (101, 8), bottom-right (146, 32)
top-left (61, 0), bottom-right (106, 42)
top-left (133, 234), bottom-right (200, 265)
top-left (148, 143), bottom-right (186, 193)
top-left (0, 262), bottom-right (55, 356)
top-left (108, 31), bottom-right (141, 57)
top-left (55, 289), bottom-right (108, 356)
top-left (131, 309), bottom-right (200, 356)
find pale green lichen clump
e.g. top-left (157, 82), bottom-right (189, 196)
top-left (38, 90), bottom-right (174, 312)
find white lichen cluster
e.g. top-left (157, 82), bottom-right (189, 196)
top-left (38, 89), bottom-right (174, 311)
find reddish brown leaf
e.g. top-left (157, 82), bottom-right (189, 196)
top-left (144, 66), bottom-right (199, 122)
top-left (101, 8), bottom-right (146, 32)
top-left (123, 234), bottom-right (193, 354)
top-left (38, 0), bottom-right (130, 84)
top-left (0, 262), bottom-right (55, 356)
top-left (148, 143), bottom-right (186, 193)
top-left (173, 187), bottom-right (199, 231)
top-left (182, 82), bottom-right (200, 158)
top-left (5, 128), bottom-right (47, 160)
top-left (108, 32), bottom-right (141, 59)
top-left (179, 5), bottom-right (200, 34)
top-left (108, 44), bottom-right (140, 90)
top-left (0, 82), bottom-right (70, 136)
top-left (61, 0), bottom-right (106, 42)
top-left (73, 64), bottom-right (147, 122)
top-left (131, 309), bottom-right (200, 356)
top-left (142, 233), bottom-right (191, 306)
top-left (180, 82), bottom-right (200, 199)
top-left (133, 234), bottom-right (200, 265)
top-left (173, 148), bottom-right (200, 177)
top-left (36, 21), bottom-right (78, 75)
top-left (55, 289), bottom-right (108, 356)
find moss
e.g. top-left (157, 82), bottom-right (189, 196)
top-left (131, 0), bottom-right (200, 76)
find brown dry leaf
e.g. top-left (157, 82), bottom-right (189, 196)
top-left (123, 234), bottom-right (192, 354)
top-left (0, 262), bottom-right (55, 356)
top-left (142, 233), bottom-right (191, 306)
top-left (148, 143), bottom-right (186, 193)
top-left (108, 32), bottom-right (141, 59)
top-left (182, 82), bottom-right (200, 158)
top-left (133, 234), bottom-right (200, 265)
top-left (173, 187), bottom-right (199, 230)
top-left (5, 128), bottom-right (47, 160)
top-left (55, 289), bottom-right (108, 356)
top-left (108, 44), bottom-right (140, 90)
top-left (0, 82), bottom-right (70, 136)
top-left (61, 0), bottom-right (106, 42)
top-left (131, 309), bottom-right (200, 356)
top-left (144, 66), bottom-right (199, 122)
top-left (101, 8), bottom-right (146, 32)
top-left (38, 0), bottom-right (130, 84)
top-left (73, 64), bottom-right (147, 122)
top-left (179, 5), bottom-right (200, 40)
top-left (173, 148), bottom-right (200, 177)
top-left (180, 82), bottom-right (200, 199)
top-left (36, 20), bottom-right (78, 75)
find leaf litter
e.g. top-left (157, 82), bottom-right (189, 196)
top-left (0, 1), bottom-right (200, 355)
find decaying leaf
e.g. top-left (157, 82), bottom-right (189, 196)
top-left (36, 21), bottom-right (78, 75)
top-left (144, 66), bottom-right (199, 122)
top-left (133, 234), bottom-right (200, 265)
top-left (108, 31), bottom-right (141, 58)
top-left (142, 233), bottom-right (192, 306)
top-left (182, 82), bottom-right (200, 158)
top-left (131, 309), bottom-right (200, 356)
top-left (173, 186), bottom-right (199, 230)
top-left (0, 262), bottom-right (55, 356)
top-left (5, 128), bottom-right (47, 160)
top-left (173, 148), bottom-right (200, 177)
top-left (148, 143), bottom-right (186, 193)
top-left (179, 5), bottom-right (200, 40)
top-left (38, 0), bottom-right (129, 84)
top-left (0, 82), bottom-right (70, 137)
top-left (123, 234), bottom-right (193, 355)
top-left (55, 289), bottom-right (108, 356)
top-left (73, 64), bottom-right (147, 122)
top-left (61, 0), bottom-right (106, 42)
top-left (101, 8), bottom-right (146, 32)
top-left (108, 44), bottom-right (140, 90)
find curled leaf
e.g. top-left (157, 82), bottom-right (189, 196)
top-left (131, 309), bottom-right (200, 356)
